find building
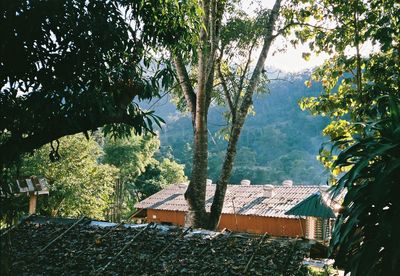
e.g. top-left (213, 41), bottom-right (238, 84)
top-left (135, 180), bottom-right (337, 239)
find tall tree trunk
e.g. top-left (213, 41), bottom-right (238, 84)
top-left (173, 0), bottom-right (280, 229)
top-left (208, 0), bottom-right (282, 230)
top-left (183, 0), bottom-right (212, 228)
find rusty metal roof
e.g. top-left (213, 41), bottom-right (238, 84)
top-left (135, 183), bottom-right (323, 218)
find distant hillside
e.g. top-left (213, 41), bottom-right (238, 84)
top-left (143, 71), bottom-right (330, 185)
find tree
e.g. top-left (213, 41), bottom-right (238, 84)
top-left (296, 0), bottom-right (399, 169)
top-left (0, 0), bottom-right (198, 179)
top-left (21, 134), bottom-right (118, 219)
top-left (135, 158), bottom-right (187, 200)
top-left (103, 134), bottom-right (187, 218)
top-left (103, 134), bottom-right (160, 184)
top-left (293, 0), bottom-right (399, 274)
top-left (172, 0), bottom-right (289, 229)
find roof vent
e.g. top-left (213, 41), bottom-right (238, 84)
top-left (178, 183), bottom-right (187, 188)
top-left (206, 179), bottom-right (213, 185)
top-left (263, 184), bottom-right (275, 197)
top-left (240, 179), bottom-right (251, 186)
top-left (282, 180), bottom-right (293, 187)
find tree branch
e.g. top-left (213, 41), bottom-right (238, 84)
top-left (173, 53), bottom-right (197, 126)
top-left (216, 54), bottom-right (235, 122)
top-left (0, 81), bottom-right (149, 166)
top-left (205, 0), bottom-right (226, 111)
top-left (0, 112), bottom-right (144, 166)
top-left (240, 0), bottom-right (282, 113)
top-left (237, 40), bottom-right (256, 106)
top-left (271, 21), bottom-right (333, 40)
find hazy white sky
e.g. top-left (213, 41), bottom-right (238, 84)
top-left (267, 40), bottom-right (329, 73)
top-left (242, 0), bottom-right (329, 72)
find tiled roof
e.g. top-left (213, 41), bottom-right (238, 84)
top-left (135, 183), bottom-right (323, 218)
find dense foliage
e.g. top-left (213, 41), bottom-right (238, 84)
top-left (0, 0), bottom-right (198, 170)
top-left (330, 100), bottom-right (400, 275)
top-left (0, 133), bottom-right (186, 222)
top-left (295, 0), bottom-right (400, 170)
top-left (291, 0), bottom-right (400, 274)
top-left (22, 135), bottom-right (118, 219)
top-left (0, 0), bottom-right (198, 222)
top-left (103, 134), bottom-right (186, 218)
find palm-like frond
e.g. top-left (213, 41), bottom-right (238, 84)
top-left (330, 99), bottom-right (400, 275)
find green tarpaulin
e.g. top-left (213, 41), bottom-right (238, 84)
top-left (285, 192), bottom-right (336, 219)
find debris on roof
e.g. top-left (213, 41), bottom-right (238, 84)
top-left (1, 216), bottom-right (311, 275)
top-left (135, 183), bottom-right (321, 218)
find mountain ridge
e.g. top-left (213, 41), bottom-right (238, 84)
top-left (142, 72), bottom-right (329, 185)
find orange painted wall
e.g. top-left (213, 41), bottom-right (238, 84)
top-left (146, 209), bottom-right (306, 237)
top-left (147, 209), bottom-right (185, 226)
top-left (218, 214), bottom-right (306, 237)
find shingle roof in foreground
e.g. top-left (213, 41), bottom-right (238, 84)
top-left (135, 184), bottom-right (325, 218)
top-left (4, 219), bottom-right (311, 275)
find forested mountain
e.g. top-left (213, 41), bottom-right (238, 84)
top-left (146, 70), bottom-right (330, 185)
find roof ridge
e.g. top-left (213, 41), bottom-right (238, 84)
top-left (169, 183), bottom-right (322, 187)
top-left (226, 184), bottom-right (322, 187)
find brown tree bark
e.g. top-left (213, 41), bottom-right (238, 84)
top-left (183, 0), bottom-right (212, 228)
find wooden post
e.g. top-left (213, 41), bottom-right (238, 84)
top-left (231, 197), bottom-right (239, 231)
top-left (29, 192), bottom-right (37, 214)
top-left (298, 217), bottom-right (304, 238)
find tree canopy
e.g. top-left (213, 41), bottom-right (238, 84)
top-left (293, 0), bottom-right (399, 274)
top-left (297, 0), bottom-right (399, 170)
top-left (1, 132), bottom-right (187, 222)
top-left (102, 133), bottom-right (187, 219)
top-left (21, 134), bottom-right (118, 219)
top-left (0, 0), bottom-right (198, 168)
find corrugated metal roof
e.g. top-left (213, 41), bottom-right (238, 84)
top-left (135, 183), bottom-right (322, 218)
top-left (285, 192), bottom-right (336, 218)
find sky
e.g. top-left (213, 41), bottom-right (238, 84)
top-left (242, 0), bottom-right (329, 73)
top-left (267, 39), bottom-right (329, 73)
